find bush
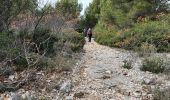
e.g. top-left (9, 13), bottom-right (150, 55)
top-left (55, 28), bottom-right (85, 52)
top-left (112, 21), bottom-right (170, 52)
top-left (53, 55), bottom-right (74, 72)
top-left (122, 60), bottom-right (133, 69)
top-left (0, 28), bottom-right (56, 69)
top-left (0, 32), bottom-right (21, 62)
top-left (14, 57), bottom-right (28, 71)
top-left (140, 56), bottom-right (165, 73)
top-left (33, 27), bottom-right (57, 55)
top-left (153, 88), bottom-right (170, 100)
top-left (15, 27), bottom-right (58, 69)
top-left (94, 22), bottom-right (117, 46)
top-left (94, 13), bottom-right (170, 53)
top-left (135, 42), bottom-right (157, 57)
top-left (0, 27), bottom-right (85, 71)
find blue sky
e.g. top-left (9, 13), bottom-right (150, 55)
top-left (38, 0), bottom-right (92, 15)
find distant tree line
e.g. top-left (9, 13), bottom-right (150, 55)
top-left (80, 0), bottom-right (170, 52)
top-left (81, 0), bottom-right (170, 28)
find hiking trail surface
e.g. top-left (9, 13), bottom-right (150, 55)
top-left (70, 38), bottom-right (170, 100)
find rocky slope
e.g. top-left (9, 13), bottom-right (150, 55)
top-left (70, 38), bottom-right (170, 100)
top-left (1, 38), bottom-right (170, 100)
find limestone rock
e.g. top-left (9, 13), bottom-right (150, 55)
top-left (60, 80), bottom-right (72, 93)
top-left (65, 95), bottom-right (73, 100)
top-left (105, 70), bottom-right (113, 74)
top-left (21, 94), bottom-right (27, 100)
top-left (143, 78), bottom-right (156, 85)
top-left (133, 90), bottom-right (142, 98)
top-left (8, 75), bottom-right (15, 81)
top-left (11, 93), bottom-right (20, 100)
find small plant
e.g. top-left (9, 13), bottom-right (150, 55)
top-left (122, 60), bottom-right (132, 69)
top-left (137, 42), bottom-right (157, 57)
top-left (140, 56), bottom-right (165, 73)
top-left (153, 88), bottom-right (170, 100)
top-left (54, 55), bottom-right (73, 72)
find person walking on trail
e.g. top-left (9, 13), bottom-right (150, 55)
top-left (83, 28), bottom-right (87, 37)
top-left (87, 28), bottom-right (92, 42)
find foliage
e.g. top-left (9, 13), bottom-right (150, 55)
top-left (33, 27), bottom-right (57, 55)
top-left (55, 0), bottom-right (82, 19)
top-left (82, 0), bottom-right (170, 29)
top-left (56, 28), bottom-right (85, 52)
top-left (83, 0), bottom-right (100, 28)
top-left (0, 27), bottom-right (85, 71)
top-left (42, 4), bottom-right (55, 13)
top-left (112, 19), bottom-right (170, 52)
top-left (122, 60), bottom-right (133, 69)
top-left (0, 32), bottom-right (21, 62)
top-left (0, 0), bottom-right (37, 32)
top-left (140, 56), bottom-right (166, 73)
top-left (153, 88), bottom-right (170, 100)
top-left (53, 55), bottom-right (74, 72)
top-left (82, 0), bottom-right (170, 53)
top-left (135, 42), bottom-right (157, 57)
top-left (99, 0), bottom-right (132, 28)
top-left (94, 22), bottom-right (117, 46)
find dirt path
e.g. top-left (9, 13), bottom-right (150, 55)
top-left (70, 38), bottom-right (170, 100)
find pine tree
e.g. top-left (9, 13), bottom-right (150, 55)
top-left (55, 0), bottom-right (82, 19)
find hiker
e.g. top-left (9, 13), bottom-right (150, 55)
top-left (83, 28), bottom-right (87, 37)
top-left (87, 28), bottom-right (92, 42)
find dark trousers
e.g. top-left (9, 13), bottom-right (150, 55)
top-left (88, 34), bottom-right (92, 42)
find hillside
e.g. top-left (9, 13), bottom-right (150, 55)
top-left (1, 0), bottom-right (170, 100)
top-left (1, 38), bottom-right (170, 99)
top-left (81, 0), bottom-right (170, 53)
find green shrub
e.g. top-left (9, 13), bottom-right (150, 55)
top-left (36, 56), bottom-right (56, 70)
top-left (112, 20), bottom-right (170, 52)
top-left (153, 88), bottom-right (170, 100)
top-left (0, 32), bottom-right (21, 62)
top-left (14, 57), bottom-right (28, 71)
top-left (53, 55), bottom-right (74, 72)
top-left (33, 27), bottom-right (57, 55)
top-left (0, 27), bottom-right (85, 71)
top-left (94, 14), bottom-right (170, 53)
top-left (14, 53), bottom-right (52, 71)
top-left (140, 56), bottom-right (165, 73)
top-left (0, 28), bottom-right (55, 69)
top-left (122, 60), bottom-right (132, 69)
top-left (135, 42), bottom-right (157, 57)
top-left (56, 28), bottom-right (85, 52)
top-left (94, 22), bottom-right (117, 46)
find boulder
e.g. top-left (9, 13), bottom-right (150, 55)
top-left (143, 78), bottom-right (156, 85)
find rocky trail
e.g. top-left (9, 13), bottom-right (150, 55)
top-left (1, 38), bottom-right (170, 100)
top-left (69, 38), bottom-right (170, 100)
